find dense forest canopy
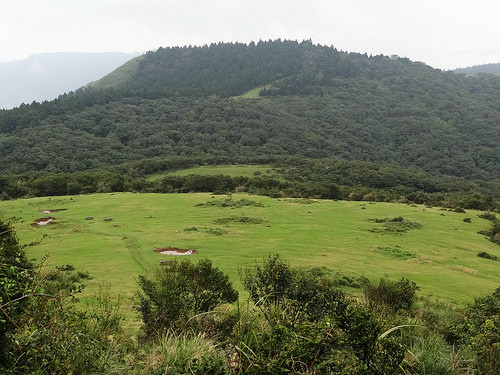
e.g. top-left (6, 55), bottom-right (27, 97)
top-left (0, 40), bottom-right (499, 184)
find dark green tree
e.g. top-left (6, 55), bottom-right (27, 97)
top-left (136, 258), bottom-right (238, 337)
top-left (0, 220), bottom-right (33, 366)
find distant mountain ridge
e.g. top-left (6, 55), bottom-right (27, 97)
top-left (0, 40), bottom-right (499, 182)
top-left (0, 52), bottom-right (140, 109)
top-left (453, 63), bottom-right (500, 75)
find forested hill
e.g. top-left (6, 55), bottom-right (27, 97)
top-left (0, 40), bottom-right (499, 182)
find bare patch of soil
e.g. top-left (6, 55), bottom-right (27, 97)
top-left (31, 217), bottom-right (56, 226)
top-left (40, 209), bottom-right (67, 214)
top-left (154, 247), bottom-right (197, 255)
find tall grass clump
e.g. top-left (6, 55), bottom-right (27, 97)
top-left (138, 331), bottom-right (226, 375)
top-left (403, 331), bottom-right (474, 375)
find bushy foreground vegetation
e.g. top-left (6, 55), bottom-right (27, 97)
top-left (1, 219), bottom-right (499, 374)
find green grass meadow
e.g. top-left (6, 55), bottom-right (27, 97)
top-left (238, 85), bottom-right (272, 98)
top-left (1, 192), bottom-right (499, 321)
top-left (147, 164), bottom-right (282, 181)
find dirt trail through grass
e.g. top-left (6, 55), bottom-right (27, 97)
top-left (124, 235), bottom-right (151, 273)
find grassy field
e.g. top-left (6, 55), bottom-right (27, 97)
top-left (238, 85), bottom-right (272, 98)
top-left (1, 192), bottom-right (499, 321)
top-left (147, 164), bottom-right (282, 181)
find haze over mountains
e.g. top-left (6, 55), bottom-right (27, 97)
top-left (0, 52), bottom-right (140, 109)
top-left (0, 40), bottom-right (499, 184)
top-left (453, 63), bottom-right (500, 76)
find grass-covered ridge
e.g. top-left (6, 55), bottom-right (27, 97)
top-left (1, 192), bottom-right (498, 307)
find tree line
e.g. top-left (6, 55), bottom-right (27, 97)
top-left (0, 158), bottom-right (498, 211)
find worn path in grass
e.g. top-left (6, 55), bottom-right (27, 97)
top-left (1, 193), bottom-right (499, 310)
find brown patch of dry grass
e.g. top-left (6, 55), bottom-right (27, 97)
top-left (454, 266), bottom-right (478, 275)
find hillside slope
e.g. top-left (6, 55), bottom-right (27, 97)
top-left (0, 41), bottom-right (498, 181)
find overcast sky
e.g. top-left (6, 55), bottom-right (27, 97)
top-left (1, 0), bottom-right (499, 70)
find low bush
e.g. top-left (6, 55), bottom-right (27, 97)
top-left (478, 217), bottom-right (500, 245)
top-left (477, 251), bottom-right (498, 261)
top-left (239, 255), bottom-right (406, 374)
top-left (454, 287), bottom-right (500, 374)
top-left (206, 227), bottom-right (229, 236)
top-left (376, 246), bottom-right (418, 259)
top-left (136, 259), bottom-right (238, 337)
top-left (242, 255), bottom-right (347, 327)
top-left (364, 277), bottom-right (420, 314)
top-left (369, 217), bottom-right (423, 234)
top-left (339, 305), bottom-right (407, 374)
top-left (195, 197), bottom-right (264, 208)
top-left (479, 212), bottom-right (497, 221)
top-left (214, 216), bottom-right (265, 225)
